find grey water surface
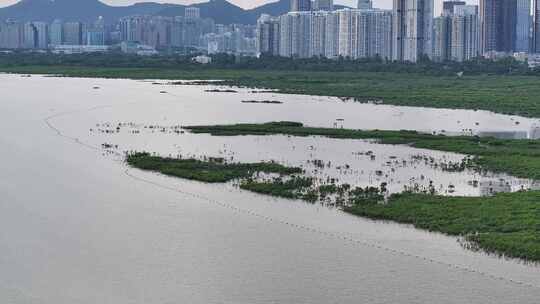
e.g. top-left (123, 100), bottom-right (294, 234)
top-left (0, 74), bottom-right (539, 304)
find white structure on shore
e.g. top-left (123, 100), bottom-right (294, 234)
top-left (531, 123), bottom-right (540, 139)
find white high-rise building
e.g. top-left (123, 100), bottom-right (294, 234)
top-left (392, 0), bottom-right (433, 62)
top-left (279, 12), bottom-right (312, 58)
top-left (338, 9), bottom-right (358, 58)
top-left (324, 11), bottom-right (340, 58)
top-left (336, 9), bottom-right (392, 60)
top-left (276, 7), bottom-right (391, 60)
top-left (279, 13), bottom-right (294, 56)
top-left (310, 11), bottom-right (328, 57)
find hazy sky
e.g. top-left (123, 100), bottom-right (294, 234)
top-left (0, 0), bottom-right (477, 14)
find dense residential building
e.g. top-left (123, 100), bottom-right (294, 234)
top-left (324, 11), bottom-right (340, 58)
top-left (535, 0), bottom-right (540, 52)
top-left (63, 22), bottom-right (83, 45)
top-left (314, 0), bottom-right (334, 11)
top-left (266, 7), bottom-right (392, 60)
top-left (257, 15), bottom-right (280, 56)
top-left (432, 15), bottom-right (452, 61)
top-left (479, 0), bottom-right (517, 54)
top-left (0, 20), bottom-right (24, 49)
top-left (392, 0), bottom-right (434, 62)
top-left (433, 4), bottom-right (479, 62)
top-left (451, 5), bottom-right (480, 62)
top-left (87, 17), bottom-right (105, 45)
top-left (443, 0), bottom-right (466, 16)
top-left (185, 7), bottom-right (201, 20)
top-left (290, 0), bottom-right (312, 12)
top-left (515, 0), bottom-right (530, 52)
top-left (310, 11), bottom-right (328, 57)
top-left (23, 22), bottom-right (37, 49)
top-left (337, 9), bottom-right (357, 58)
top-left (364, 9), bottom-right (393, 59)
top-left (358, 0), bottom-right (373, 9)
top-left (33, 22), bottom-right (49, 49)
top-left (50, 19), bottom-right (63, 46)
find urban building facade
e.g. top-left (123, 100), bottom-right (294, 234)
top-left (534, 0), bottom-right (540, 52)
top-left (257, 14), bottom-right (280, 56)
top-left (479, 0), bottom-right (517, 54)
top-left (314, 0), bottom-right (334, 11)
top-left (451, 5), bottom-right (480, 62)
top-left (358, 0), bottom-right (373, 10)
top-left (433, 15), bottom-right (452, 61)
top-left (291, 0), bottom-right (312, 12)
top-left (515, 0), bottom-right (530, 52)
top-left (264, 8), bottom-right (392, 60)
top-left (443, 0), bottom-right (466, 16)
top-left (392, 0), bottom-right (434, 62)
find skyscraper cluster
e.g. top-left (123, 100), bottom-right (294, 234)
top-left (257, 0), bottom-right (540, 63)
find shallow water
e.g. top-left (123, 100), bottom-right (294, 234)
top-left (53, 76), bottom-right (535, 197)
top-left (1, 74), bottom-right (539, 304)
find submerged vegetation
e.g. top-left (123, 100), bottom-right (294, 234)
top-left (184, 121), bottom-right (540, 180)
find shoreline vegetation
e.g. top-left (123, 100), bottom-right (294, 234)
top-left (3, 53), bottom-right (540, 118)
top-left (126, 123), bottom-right (540, 261)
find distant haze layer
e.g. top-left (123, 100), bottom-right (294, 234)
top-left (0, 0), bottom-right (389, 10)
top-left (0, 0), bottom-right (478, 15)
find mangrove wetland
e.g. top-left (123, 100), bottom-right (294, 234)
top-left (121, 122), bottom-right (540, 262)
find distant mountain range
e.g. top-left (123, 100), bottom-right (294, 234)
top-left (0, 0), bottom-right (349, 25)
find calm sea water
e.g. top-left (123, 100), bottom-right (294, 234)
top-left (1, 74), bottom-right (539, 303)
